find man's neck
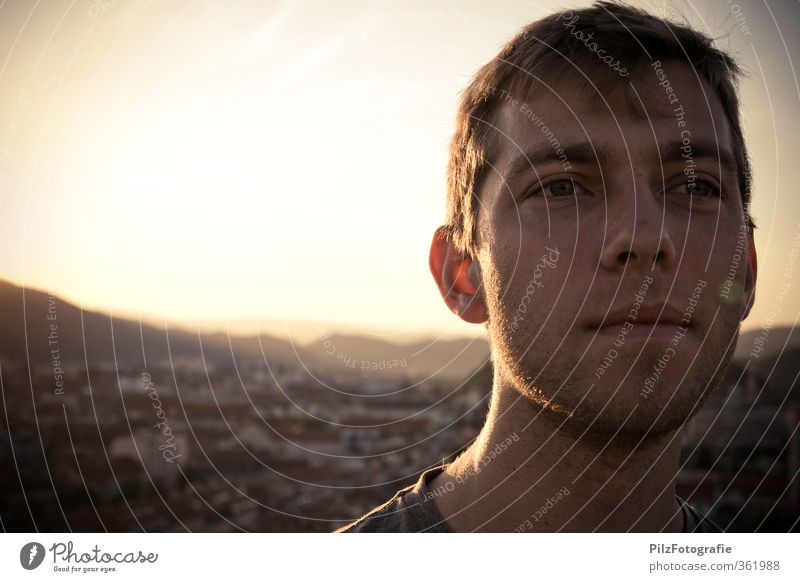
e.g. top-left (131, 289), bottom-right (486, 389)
top-left (430, 376), bottom-right (686, 532)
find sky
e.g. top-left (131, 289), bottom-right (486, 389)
top-left (0, 0), bottom-right (798, 342)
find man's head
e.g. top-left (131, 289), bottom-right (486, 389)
top-left (430, 1), bottom-right (758, 440)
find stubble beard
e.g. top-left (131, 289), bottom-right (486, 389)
top-left (485, 290), bottom-right (743, 447)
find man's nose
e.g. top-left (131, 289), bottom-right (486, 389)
top-left (599, 181), bottom-right (677, 273)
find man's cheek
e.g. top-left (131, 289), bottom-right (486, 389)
top-left (499, 266), bottom-right (562, 333)
top-left (708, 220), bottom-right (752, 307)
top-left (712, 260), bottom-right (751, 310)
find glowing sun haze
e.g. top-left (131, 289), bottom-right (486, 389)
top-left (1, 0), bottom-right (797, 341)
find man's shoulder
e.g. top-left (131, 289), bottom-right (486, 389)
top-left (335, 468), bottom-right (722, 533)
top-left (334, 487), bottom-right (414, 532)
top-left (334, 466), bottom-right (452, 533)
top-left (679, 497), bottom-right (724, 533)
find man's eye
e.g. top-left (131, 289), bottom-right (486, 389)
top-left (548, 179), bottom-right (577, 197)
top-left (527, 178), bottom-right (583, 198)
top-left (670, 179), bottom-right (721, 198)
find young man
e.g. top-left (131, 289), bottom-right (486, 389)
top-left (337, 1), bottom-right (756, 532)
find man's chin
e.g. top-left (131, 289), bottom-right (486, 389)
top-left (512, 374), bottom-right (707, 446)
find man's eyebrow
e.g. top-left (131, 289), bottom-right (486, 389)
top-left (658, 138), bottom-right (738, 176)
top-left (501, 142), bottom-right (606, 185)
top-left (500, 138), bottom-right (738, 186)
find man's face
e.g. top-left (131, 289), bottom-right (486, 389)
top-left (473, 61), bottom-right (756, 438)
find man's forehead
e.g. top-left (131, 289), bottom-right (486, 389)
top-left (494, 61), bottom-right (732, 156)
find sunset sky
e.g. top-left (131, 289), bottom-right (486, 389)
top-left (1, 0), bottom-right (798, 342)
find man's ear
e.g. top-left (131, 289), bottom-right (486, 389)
top-left (429, 226), bottom-right (488, 324)
top-left (742, 231), bottom-right (757, 321)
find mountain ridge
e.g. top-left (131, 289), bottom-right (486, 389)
top-left (0, 280), bottom-right (489, 381)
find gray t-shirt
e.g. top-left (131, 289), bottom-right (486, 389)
top-left (335, 465), bottom-right (722, 533)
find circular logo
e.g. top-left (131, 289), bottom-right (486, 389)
top-left (19, 542), bottom-right (46, 570)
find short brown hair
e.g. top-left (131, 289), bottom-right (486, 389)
top-left (443, 1), bottom-right (754, 258)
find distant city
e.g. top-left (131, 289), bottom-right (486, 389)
top-left (0, 280), bottom-right (797, 532)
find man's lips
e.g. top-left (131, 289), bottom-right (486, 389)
top-left (589, 303), bottom-right (689, 340)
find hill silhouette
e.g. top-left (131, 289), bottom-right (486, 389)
top-left (0, 280), bottom-right (489, 380)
